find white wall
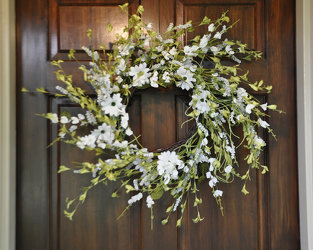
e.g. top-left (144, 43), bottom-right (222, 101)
top-left (0, 0), bottom-right (312, 249)
top-left (0, 0), bottom-right (16, 249)
top-left (296, 0), bottom-right (313, 249)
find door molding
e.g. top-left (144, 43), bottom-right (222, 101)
top-left (1, 0), bottom-right (312, 249)
top-left (296, 0), bottom-right (313, 249)
top-left (0, 0), bottom-right (16, 249)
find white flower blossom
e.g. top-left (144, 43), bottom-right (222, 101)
top-left (150, 71), bottom-right (159, 88)
top-left (121, 113), bottom-right (129, 129)
top-left (225, 165), bottom-right (233, 174)
top-left (162, 71), bottom-right (171, 83)
top-left (128, 193), bottom-right (143, 205)
top-left (208, 23), bottom-right (215, 32)
top-left (50, 113), bottom-right (58, 123)
top-left (260, 103), bottom-right (268, 111)
top-left (60, 116), bottom-right (69, 124)
top-left (71, 117), bottom-right (79, 124)
top-left (101, 94), bottom-right (124, 117)
top-left (213, 190), bottom-right (223, 197)
top-left (157, 151), bottom-right (182, 184)
top-left (184, 45), bottom-right (199, 57)
top-left (125, 128), bottom-right (133, 136)
top-left (146, 195), bottom-right (154, 208)
top-left (245, 104), bottom-right (255, 114)
top-left (209, 176), bottom-right (218, 188)
top-left (258, 118), bottom-right (270, 128)
top-left (176, 67), bottom-right (196, 90)
top-left (213, 32), bottom-right (221, 39)
top-left (129, 63), bottom-right (152, 87)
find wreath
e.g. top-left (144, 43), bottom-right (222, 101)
top-left (34, 4), bottom-right (279, 227)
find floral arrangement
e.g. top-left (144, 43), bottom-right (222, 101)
top-left (37, 4), bottom-right (279, 226)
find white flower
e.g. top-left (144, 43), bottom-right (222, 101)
top-left (60, 116), bottom-right (69, 124)
top-left (175, 23), bottom-right (192, 30)
top-left (209, 177), bottom-right (218, 188)
top-left (258, 118), bottom-right (270, 128)
top-left (225, 165), bottom-right (233, 174)
top-left (169, 47), bottom-right (177, 56)
top-left (117, 44), bottom-right (134, 57)
top-left (184, 45), bottom-right (199, 57)
top-left (146, 195), bottom-right (154, 208)
top-left (69, 125), bottom-right (77, 132)
top-left (157, 151), bottom-right (182, 184)
top-left (206, 171), bottom-right (212, 179)
top-left (116, 59), bottom-right (126, 75)
top-left (176, 67), bottom-right (196, 90)
top-left (150, 71), bottom-right (159, 88)
top-left (125, 128), bottom-right (133, 136)
top-left (199, 35), bottom-right (210, 51)
top-left (162, 71), bottom-right (171, 83)
top-left (128, 192), bottom-right (143, 205)
top-left (121, 113), bottom-right (129, 128)
top-left (78, 114), bottom-right (85, 120)
top-left (71, 117), bottom-right (79, 124)
top-left (78, 134), bottom-right (97, 149)
top-left (210, 46), bottom-right (220, 55)
top-left (162, 50), bottom-right (171, 60)
top-left (208, 23), bottom-right (215, 32)
top-left (213, 190), bottom-right (223, 197)
top-left (254, 135), bottom-right (266, 148)
top-left (155, 45), bottom-right (163, 52)
top-left (213, 32), bottom-right (221, 39)
top-left (86, 111), bottom-right (97, 125)
top-left (166, 23), bottom-right (174, 32)
top-left (101, 94), bottom-right (124, 117)
top-left (245, 104), bottom-right (255, 114)
top-left (260, 103), bottom-right (268, 111)
top-left (129, 62), bottom-right (151, 87)
top-left (93, 123), bottom-right (115, 145)
top-left (50, 113), bottom-right (58, 123)
top-left (225, 45), bottom-right (234, 55)
top-left (93, 51), bottom-right (99, 61)
top-left (193, 90), bottom-right (211, 114)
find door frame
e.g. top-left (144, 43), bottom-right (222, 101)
top-left (0, 0), bottom-right (312, 249)
top-left (296, 0), bottom-right (313, 249)
top-left (0, 0), bottom-right (16, 249)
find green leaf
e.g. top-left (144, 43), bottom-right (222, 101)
top-left (107, 23), bottom-right (113, 32)
top-left (36, 87), bottom-right (49, 94)
top-left (21, 87), bottom-right (29, 92)
top-left (249, 84), bottom-right (258, 91)
top-left (267, 104), bottom-right (277, 110)
top-left (64, 210), bottom-right (75, 221)
top-left (125, 184), bottom-right (135, 193)
top-left (66, 199), bottom-right (75, 210)
top-left (58, 165), bottom-right (71, 173)
top-left (200, 16), bottom-right (211, 25)
top-left (166, 204), bottom-right (174, 213)
top-left (176, 218), bottom-right (182, 227)
top-left (150, 186), bottom-right (164, 200)
top-left (111, 191), bottom-right (120, 198)
top-left (261, 165), bottom-right (269, 174)
top-left (79, 192), bottom-right (87, 203)
top-left (241, 184), bottom-right (249, 195)
top-left (161, 218), bottom-right (168, 225)
top-left (137, 5), bottom-right (144, 15)
top-left (87, 29), bottom-right (92, 39)
top-left (68, 49), bottom-right (76, 60)
top-left (119, 3), bottom-right (128, 13)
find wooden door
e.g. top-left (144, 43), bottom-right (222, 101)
top-left (16, 0), bottom-right (299, 249)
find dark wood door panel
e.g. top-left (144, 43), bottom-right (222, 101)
top-left (16, 0), bottom-right (299, 249)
